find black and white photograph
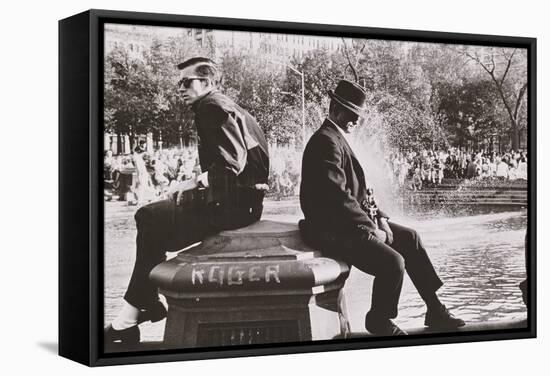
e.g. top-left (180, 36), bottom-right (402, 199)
top-left (101, 21), bottom-right (531, 353)
top-left (3, 0), bottom-right (549, 373)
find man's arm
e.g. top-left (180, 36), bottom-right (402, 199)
top-left (311, 135), bottom-right (379, 233)
top-left (197, 102), bottom-right (248, 202)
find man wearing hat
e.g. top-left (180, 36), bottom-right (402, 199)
top-left (299, 79), bottom-right (464, 335)
top-left (105, 57), bottom-right (270, 346)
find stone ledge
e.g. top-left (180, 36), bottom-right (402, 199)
top-left (150, 220), bottom-right (350, 295)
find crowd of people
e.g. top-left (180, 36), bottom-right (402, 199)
top-left (268, 145), bottom-right (302, 199)
top-left (104, 145), bottom-right (529, 202)
top-left (388, 148), bottom-right (528, 190)
top-left (103, 144), bottom-right (201, 204)
top-left (104, 142), bottom-right (305, 203)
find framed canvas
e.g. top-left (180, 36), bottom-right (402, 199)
top-left (59, 9), bottom-right (536, 366)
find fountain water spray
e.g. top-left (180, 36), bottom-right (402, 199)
top-left (349, 106), bottom-right (404, 219)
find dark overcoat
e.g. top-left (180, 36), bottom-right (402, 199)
top-left (300, 119), bottom-right (388, 242)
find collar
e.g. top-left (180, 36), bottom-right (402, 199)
top-left (327, 117), bottom-right (354, 144)
top-left (191, 89), bottom-right (217, 112)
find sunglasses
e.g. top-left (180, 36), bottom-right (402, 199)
top-left (177, 76), bottom-right (208, 89)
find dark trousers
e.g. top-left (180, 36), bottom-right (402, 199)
top-left (124, 197), bottom-right (263, 310)
top-left (323, 222), bottom-right (443, 319)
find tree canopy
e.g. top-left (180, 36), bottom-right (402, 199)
top-left (104, 33), bottom-right (528, 153)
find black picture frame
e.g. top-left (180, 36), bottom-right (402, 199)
top-left (59, 8), bottom-right (536, 367)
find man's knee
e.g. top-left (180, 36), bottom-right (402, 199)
top-left (394, 224), bottom-right (420, 246)
top-left (134, 204), bottom-right (154, 227)
top-left (408, 228), bottom-right (420, 244)
top-left (134, 199), bottom-right (174, 227)
top-left (386, 252), bottom-right (405, 276)
top-left (367, 246), bottom-right (405, 277)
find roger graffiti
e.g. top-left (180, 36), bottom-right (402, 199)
top-left (191, 264), bottom-right (281, 286)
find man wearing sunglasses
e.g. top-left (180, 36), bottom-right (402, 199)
top-left (105, 57), bottom-right (270, 346)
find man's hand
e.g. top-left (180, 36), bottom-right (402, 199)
top-left (168, 178), bottom-right (199, 206)
top-left (378, 218), bottom-right (394, 245)
top-left (372, 229), bottom-right (387, 243)
top-left (196, 172), bottom-right (209, 188)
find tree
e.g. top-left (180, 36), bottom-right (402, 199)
top-left (460, 47), bottom-right (528, 150)
top-left (104, 35), bottom-right (208, 149)
top-left (338, 39), bottom-right (445, 151)
top-left (437, 80), bottom-right (503, 149)
top-left (219, 51), bottom-right (299, 144)
top-left (104, 46), bottom-right (152, 150)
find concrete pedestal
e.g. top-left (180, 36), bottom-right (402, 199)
top-left (150, 220), bottom-right (350, 348)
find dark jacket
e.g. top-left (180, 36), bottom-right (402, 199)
top-left (300, 119), bottom-right (388, 242)
top-left (192, 90), bottom-right (269, 209)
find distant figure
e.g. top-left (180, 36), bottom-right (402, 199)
top-left (398, 159), bottom-right (410, 188)
top-left (104, 150), bottom-right (115, 200)
top-left (278, 170), bottom-right (294, 197)
top-left (132, 152), bottom-right (156, 204)
top-left (432, 157), bottom-right (443, 185)
top-left (466, 157), bottom-right (477, 179)
top-left (516, 157), bottom-right (528, 180)
top-left (495, 157), bottom-right (509, 179)
top-left (412, 168), bottom-right (423, 191)
top-left (117, 156), bottom-right (137, 202)
top-left (488, 157), bottom-right (497, 178)
top-left (134, 139), bottom-right (147, 154)
top-left (519, 232), bottom-right (528, 306)
top-left (421, 152), bottom-right (432, 182)
top-left (480, 158), bottom-right (490, 179)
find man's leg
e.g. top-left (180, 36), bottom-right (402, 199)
top-left (124, 199), bottom-right (214, 310)
top-left (107, 199), bottom-right (215, 344)
top-left (388, 222), bottom-right (443, 301)
top-left (328, 235), bottom-right (407, 335)
top-left (389, 222), bottom-right (465, 329)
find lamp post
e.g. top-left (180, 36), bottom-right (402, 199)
top-left (265, 59), bottom-right (306, 147)
top-left (286, 65), bottom-right (306, 148)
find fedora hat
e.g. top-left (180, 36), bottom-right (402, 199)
top-left (328, 79), bottom-right (368, 116)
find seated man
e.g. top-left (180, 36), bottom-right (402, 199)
top-left (299, 79), bottom-right (464, 335)
top-left (105, 57), bottom-right (270, 345)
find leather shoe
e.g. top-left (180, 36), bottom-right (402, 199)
top-left (104, 324), bottom-right (140, 346)
top-left (424, 305), bottom-right (465, 329)
top-left (137, 300), bottom-right (167, 324)
top-left (365, 312), bottom-right (407, 336)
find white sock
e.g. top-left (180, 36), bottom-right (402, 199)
top-left (112, 301), bottom-right (140, 330)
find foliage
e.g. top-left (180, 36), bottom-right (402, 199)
top-left (104, 33), bottom-right (528, 154)
top-left (458, 46), bottom-right (528, 149)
